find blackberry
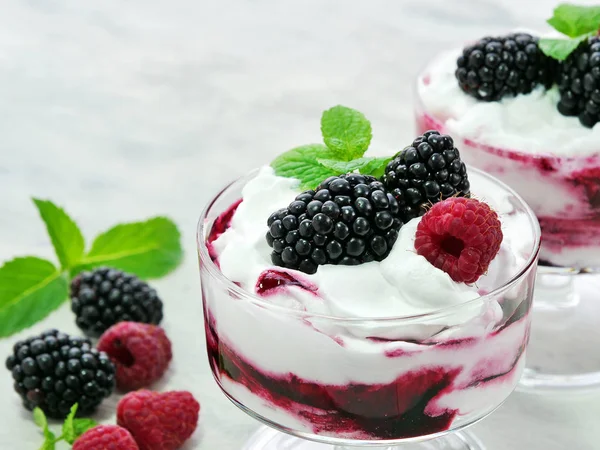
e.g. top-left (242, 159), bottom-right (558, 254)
top-left (456, 33), bottom-right (556, 101)
top-left (382, 130), bottom-right (470, 222)
top-left (71, 267), bottom-right (163, 337)
top-left (556, 36), bottom-right (600, 128)
top-left (5, 329), bottom-right (115, 418)
top-left (266, 174), bottom-right (402, 274)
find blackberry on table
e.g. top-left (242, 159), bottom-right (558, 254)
top-left (5, 329), bottom-right (115, 418)
top-left (556, 36), bottom-right (600, 128)
top-left (382, 130), bottom-right (470, 222)
top-left (266, 174), bottom-right (403, 274)
top-left (71, 267), bottom-right (163, 337)
top-left (456, 33), bottom-right (556, 101)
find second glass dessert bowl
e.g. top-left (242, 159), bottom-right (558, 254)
top-left (415, 36), bottom-right (600, 391)
top-left (197, 167), bottom-right (540, 450)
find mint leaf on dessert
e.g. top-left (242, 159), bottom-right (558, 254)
top-left (33, 199), bottom-right (85, 270)
top-left (73, 217), bottom-right (183, 279)
top-left (321, 105), bottom-right (372, 161)
top-left (539, 33), bottom-right (591, 61)
top-left (271, 144), bottom-right (339, 190)
top-left (317, 156), bottom-right (392, 178)
top-left (547, 3), bottom-right (600, 38)
top-left (0, 257), bottom-right (68, 337)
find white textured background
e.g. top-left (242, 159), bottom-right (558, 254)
top-left (1, 0), bottom-right (599, 448)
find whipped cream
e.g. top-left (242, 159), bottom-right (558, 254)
top-left (418, 49), bottom-right (600, 156)
top-left (212, 166), bottom-right (480, 325)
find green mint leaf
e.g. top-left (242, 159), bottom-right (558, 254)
top-left (72, 418), bottom-right (98, 439)
top-left (33, 408), bottom-right (48, 430)
top-left (547, 4), bottom-right (600, 38)
top-left (39, 432), bottom-right (56, 450)
top-left (539, 33), bottom-right (591, 61)
top-left (320, 105), bottom-right (372, 161)
top-left (61, 403), bottom-right (78, 444)
top-left (0, 257), bottom-right (68, 338)
top-left (73, 217), bottom-right (182, 279)
top-left (34, 408), bottom-right (57, 450)
top-left (33, 199), bottom-right (85, 270)
top-left (318, 156), bottom-right (392, 179)
top-left (271, 144), bottom-right (339, 190)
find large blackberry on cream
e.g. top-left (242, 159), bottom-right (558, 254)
top-left (266, 174), bottom-right (402, 273)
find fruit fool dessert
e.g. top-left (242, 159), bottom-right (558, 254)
top-left (199, 107), bottom-right (539, 441)
top-left (416, 8), bottom-right (600, 268)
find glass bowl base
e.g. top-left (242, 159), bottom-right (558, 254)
top-left (241, 426), bottom-right (485, 450)
top-left (519, 269), bottom-right (600, 392)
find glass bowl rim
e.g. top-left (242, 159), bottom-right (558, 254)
top-left (196, 166), bottom-right (541, 323)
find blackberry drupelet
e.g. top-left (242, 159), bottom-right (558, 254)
top-left (71, 267), bottom-right (163, 337)
top-left (382, 130), bottom-right (470, 222)
top-left (5, 329), bottom-right (115, 418)
top-left (456, 33), bottom-right (556, 101)
top-left (266, 174), bottom-right (402, 274)
top-left (556, 36), bottom-right (600, 128)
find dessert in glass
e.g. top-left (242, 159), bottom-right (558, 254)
top-left (197, 108), bottom-right (540, 449)
top-left (415, 25), bottom-right (600, 390)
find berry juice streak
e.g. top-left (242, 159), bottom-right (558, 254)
top-left (417, 112), bottom-right (600, 267)
top-left (203, 203), bottom-right (529, 440)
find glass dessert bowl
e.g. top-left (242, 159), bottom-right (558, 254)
top-left (197, 166), bottom-right (540, 449)
top-left (415, 30), bottom-right (600, 391)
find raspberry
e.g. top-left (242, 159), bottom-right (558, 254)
top-left (73, 425), bottom-right (139, 450)
top-left (117, 390), bottom-right (200, 450)
top-left (414, 197), bottom-right (502, 284)
top-left (97, 322), bottom-right (172, 391)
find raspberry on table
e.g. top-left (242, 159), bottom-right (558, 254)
top-left (266, 173), bottom-right (403, 273)
top-left (71, 267), bottom-right (163, 337)
top-left (4, 329), bottom-right (115, 418)
top-left (73, 425), bottom-right (139, 450)
top-left (97, 322), bottom-right (172, 391)
top-left (382, 130), bottom-right (470, 222)
top-left (455, 33), bottom-right (556, 101)
top-left (414, 197), bottom-right (503, 284)
top-left (117, 390), bottom-right (200, 450)
top-left (556, 36), bottom-right (600, 128)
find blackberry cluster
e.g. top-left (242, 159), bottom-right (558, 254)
top-left (557, 36), bottom-right (600, 128)
top-left (382, 130), bottom-right (470, 222)
top-left (71, 267), bottom-right (163, 337)
top-left (456, 33), bottom-right (556, 101)
top-left (5, 329), bottom-right (115, 418)
top-left (266, 174), bottom-right (402, 274)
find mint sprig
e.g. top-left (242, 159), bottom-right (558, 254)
top-left (271, 105), bottom-right (391, 189)
top-left (547, 4), bottom-right (600, 38)
top-left (540, 3), bottom-right (600, 61)
top-left (0, 199), bottom-right (182, 337)
top-left (34, 404), bottom-right (97, 449)
top-left (317, 156), bottom-right (393, 179)
top-left (321, 105), bottom-right (372, 161)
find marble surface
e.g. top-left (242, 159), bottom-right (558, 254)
top-left (1, 0), bottom-right (600, 448)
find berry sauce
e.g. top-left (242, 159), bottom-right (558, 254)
top-left (417, 112), bottom-right (600, 265)
top-left (204, 200), bottom-right (528, 440)
top-left (205, 312), bottom-right (459, 439)
top-left (206, 199), bottom-right (243, 263)
top-left (256, 270), bottom-right (319, 297)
